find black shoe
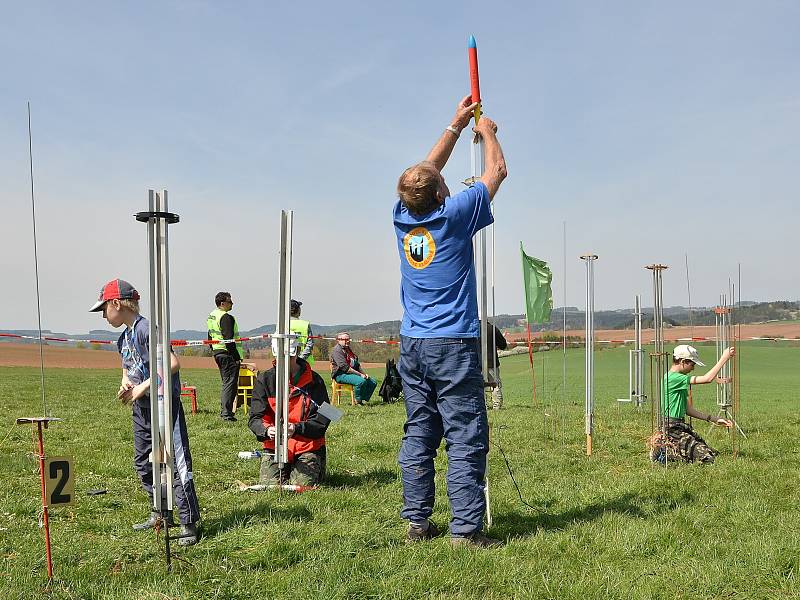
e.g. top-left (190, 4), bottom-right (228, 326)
top-left (132, 511), bottom-right (174, 531)
top-left (177, 522), bottom-right (200, 546)
top-left (450, 531), bottom-right (502, 548)
top-left (406, 519), bottom-right (441, 543)
top-left (222, 415), bottom-right (237, 422)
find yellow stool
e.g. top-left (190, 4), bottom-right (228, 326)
top-left (234, 366), bottom-right (256, 413)
top-left (331, 380), bottom-right (356, 406)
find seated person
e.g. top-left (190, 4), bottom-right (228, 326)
top-left (653, 344), bottom-right (734, 464)
top-left (330, 332), bottom-right (377, 405)
top-left (248, 336), bottom-right (331, 485)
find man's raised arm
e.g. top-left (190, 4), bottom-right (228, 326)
top-left (474, 116), bottom-right (508, 199)
top-left (425, 96), bottom-right (479, 172)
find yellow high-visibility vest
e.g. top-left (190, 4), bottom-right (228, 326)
top-left (207, 308), bottom-right (244, 358)
top-left (290, 318), bottom-right (314, 364)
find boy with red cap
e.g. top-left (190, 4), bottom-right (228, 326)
top-left (90, 279), bottom-right (201, 545)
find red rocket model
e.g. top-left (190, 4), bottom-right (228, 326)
top-left (468, 35), bottom-right (481, 123)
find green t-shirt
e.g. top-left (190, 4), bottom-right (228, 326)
top-left (662, 371), bottom-right (692, 419)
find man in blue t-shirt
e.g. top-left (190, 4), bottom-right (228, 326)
top-left (393, 96), bottom-right (508, 548)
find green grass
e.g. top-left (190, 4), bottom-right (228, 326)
top-left (2, 343), bottom-right (800, 599)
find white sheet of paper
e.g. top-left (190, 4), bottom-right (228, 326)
top-left (318, 402), bottom-right (343, 423)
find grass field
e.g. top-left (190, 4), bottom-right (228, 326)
top-left (2, 342), bottom-right (800, 599)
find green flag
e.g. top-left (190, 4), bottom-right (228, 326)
top-left (520, 242), bottom-right (553, 324)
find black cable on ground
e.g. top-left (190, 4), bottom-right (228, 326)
top-left (489, 435), bottom-right (546, 513)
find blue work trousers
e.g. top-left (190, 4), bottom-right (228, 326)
top-left (132, 396), bottom-right (201, 525)
top-left (397, 336), bottom-right (488, 536)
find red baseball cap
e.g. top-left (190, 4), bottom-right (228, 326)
top-left (89, 279), bottom-right (140, 312)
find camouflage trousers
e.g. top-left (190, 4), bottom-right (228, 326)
top-left (665, 419), bottom-right (719, 464)
top-left (260, 446), bottom-right (326, 485)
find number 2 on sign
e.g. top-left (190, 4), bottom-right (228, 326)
top-left (44, 456), bottom-right (75, 506)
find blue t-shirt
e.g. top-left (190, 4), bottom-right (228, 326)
top-left (117, 315), bottom-right (181, 400)
top-left (393, 181), bottom-right (494, 338)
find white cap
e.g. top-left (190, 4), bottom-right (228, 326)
top-left (271, 335), bottom-right (298, 357)
top-left (673, 344), bottom-right (705, 366)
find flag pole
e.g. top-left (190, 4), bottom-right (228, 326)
top-left (526, 322), bottom-right (537, 406)
top-left (521, 242), bottom-right (552, 410)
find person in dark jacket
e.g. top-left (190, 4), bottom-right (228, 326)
top-left (207, 291), bottom-right (244, 421)
top-left (481, 322), bottom-right (508, 410)
top-left (248, 337), bottom-right (331, 485)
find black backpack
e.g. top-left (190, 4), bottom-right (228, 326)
top-left (378, 359), bottom-right (403, 403)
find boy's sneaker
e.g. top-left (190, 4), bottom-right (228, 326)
top-left (133, 511), bottom-right (174, 531)
top-left (177, 522), bottom-right (200, 546)
top-left (406, 520), bottom-right (441, 543)
top-left (450, 531), bottom-right (502, 548)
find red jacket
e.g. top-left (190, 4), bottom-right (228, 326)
top-left (248, 359), bottom-right (331, 463)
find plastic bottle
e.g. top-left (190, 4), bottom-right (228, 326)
top-left (237, 450), bottom-right (262, 459)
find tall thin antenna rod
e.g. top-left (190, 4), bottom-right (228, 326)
top-left (685, 253), bottom-right (693, 338)
top-left (27, 102), bottom-right (48, 417)
top-left (738, 264), bottom-right (741, 310)
top-left (561, 221), bottom-right (567, 445)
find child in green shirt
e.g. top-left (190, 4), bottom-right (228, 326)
top-left (656, 344), bottom-right (734, 464)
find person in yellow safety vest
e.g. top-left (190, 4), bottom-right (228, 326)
top-left (208, 291), bottom-right (244, 422)
top-left (289, 299), bottom-right (315, 365)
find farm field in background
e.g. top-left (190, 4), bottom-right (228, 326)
top-left (505, 321), bottom-right (800, 343)
top-left (0, 343), bottom-right (384, 372)
top-left (1, 343), bottom-right (799, 599)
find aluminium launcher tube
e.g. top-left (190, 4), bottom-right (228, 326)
top-left (581, 255), bottom-right (597, 456)
top-left (474, 157), bottom-right (489, 385)
top-left (274, 213), bottom-right (288, 467)
top-left (469, 38), bottom-right (488, 386)
top-left (274, 210), bottom-right (294, 469)
top-left (281, 212), bottom-right (294, 461)
top-left (634, 294), bottom-right (644, 406)
top-left (588, 258), bottom-right (595, 455)
top-left (146, 190), bottom-right (164, 513)
top-left (158, 190), bottom-right (176, 512)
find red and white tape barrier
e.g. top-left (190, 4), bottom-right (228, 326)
top-left (1, 332), bottom-right (116, 345)
top-left (2, 331), bottom-right (795, 349)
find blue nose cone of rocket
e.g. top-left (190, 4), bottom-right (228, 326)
top-left (468, 35), bottom-right (477, 48)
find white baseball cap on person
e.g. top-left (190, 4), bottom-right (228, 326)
top-left (271, 335), bottom-right (299, 357)
top-left (673, 344), bottom-right (705, 367)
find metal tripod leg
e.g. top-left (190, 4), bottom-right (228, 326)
top-left (708, 406), bottom-right (748, 439)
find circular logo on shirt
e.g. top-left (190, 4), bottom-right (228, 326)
top-left (403, 227), bottom-right (436, 269)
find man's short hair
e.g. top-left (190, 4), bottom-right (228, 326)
top-left (397, 161), bottom-right (441, 216)
top-left (290, 299), bottom-right (302, 317)
top-left (215, 292), bottom-right (231, 307)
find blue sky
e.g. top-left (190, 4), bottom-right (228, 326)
top-left (2, 1), bottom-right (797, 333)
